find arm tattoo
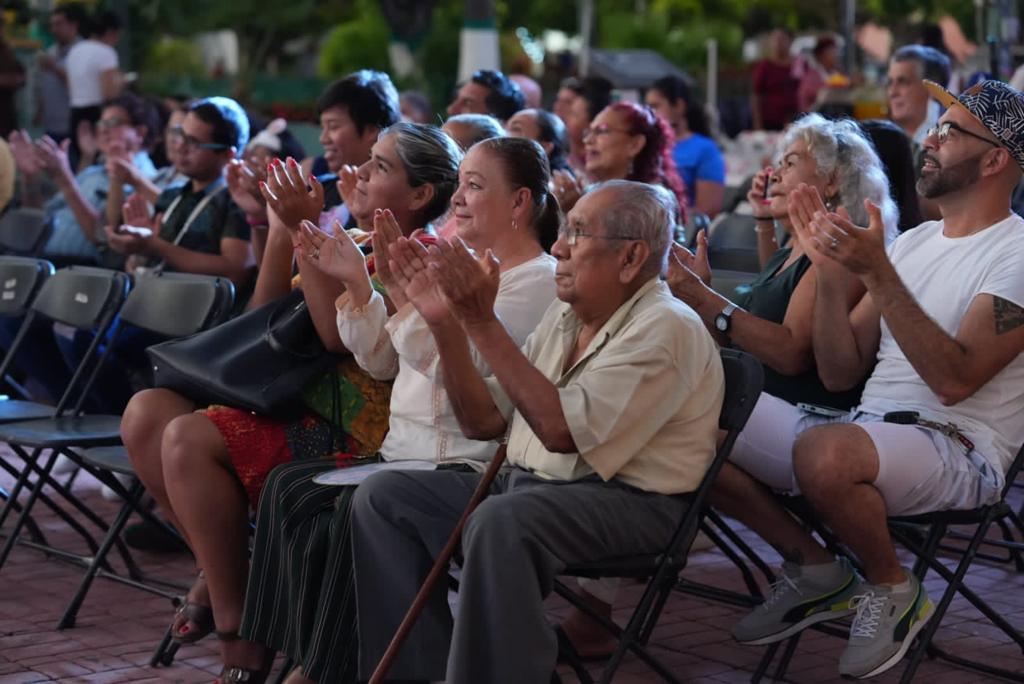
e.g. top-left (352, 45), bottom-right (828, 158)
top-left (993, 296), bottom-right (1024, 335)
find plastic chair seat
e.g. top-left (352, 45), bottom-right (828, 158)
top-left (0, 415), bottom-right (123, 448)
top-left (78, 445), bottom-right (134, 476)
top-left (0, 399), bottom-right (56, 423)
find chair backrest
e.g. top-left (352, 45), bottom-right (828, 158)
top-left (707, 213), bottom-right (760, 273)
top-left (29, 266), bottom-right (130, 331)
top-left (0, 256), bottom-right (54, 317)
top-left (718, 348), bottom-right (765, 433)
top-left (0, 208), bottom-right (51, 256)
top-left (661, 349), bottom-right (764, 569)
top-left (680, 212), bottom-right (711, 249)
top-left (119, 271), bottom-right (235, 338)
top-left (1000, 443), bottom-right (1024, 499)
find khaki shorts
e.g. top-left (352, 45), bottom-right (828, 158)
top-left (729, 393), bottom-right (1002, 516)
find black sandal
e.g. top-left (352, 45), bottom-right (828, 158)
top-left (214, 630), bottom-right (270, 684)
top-left (171, 600), bottom-right (214, 644)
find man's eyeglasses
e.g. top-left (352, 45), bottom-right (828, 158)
top-left (560, 227), bottom-right (640, 246)
top-left (926, 121), bottom-right (1000, 148)
top-left (581, 124), bottom-right (632, 141)
top-left (169, 126), bottom-right (230, 151)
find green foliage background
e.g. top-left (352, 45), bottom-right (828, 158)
top-left (126, 0), bottom-right (980, 112)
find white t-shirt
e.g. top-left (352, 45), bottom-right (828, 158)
top-left (66, 40), bottom-right (118, 108)
top-left (858, 214), bottom-right (1024, 473)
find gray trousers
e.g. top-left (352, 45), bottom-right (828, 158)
top-left (351, 467), bottom-right (685, 684)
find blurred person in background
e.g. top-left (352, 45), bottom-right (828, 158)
top-left (446, 69), bottom-right (524, 122)
top-left (752, 28), bottom-right (798, 131)
top-left (798, 35), bottom-right (841, 113)
top-left (35, 4), bottom-right (83, 144)
top-left (67, 10), bottom-right (123, 164)
top-left (646, 75), bottom-right (725, 217)
top-left (399, 90), bottom-right (432, 124)
top-left (506, 107), bottom-right (573, 173)
top-left (558, 76), bottom-right (613, 173)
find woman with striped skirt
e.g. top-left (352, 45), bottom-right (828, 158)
top-left (238, 136), bottom-right (564, 683)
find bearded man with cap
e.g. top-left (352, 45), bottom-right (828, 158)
top-left (710, 79), bottom-right (1024, 679)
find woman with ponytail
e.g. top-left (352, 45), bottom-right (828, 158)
top-left (229, 135), bottom-right (561, 684)
top-left (552, 101), bottom-right (688, 223)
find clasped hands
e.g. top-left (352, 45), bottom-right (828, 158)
top-left (388, 235), bottom-right (500, 330)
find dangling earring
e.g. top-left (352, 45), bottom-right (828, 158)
top-left (825, 195), bottom-right (838, 212)
top-left (512, 218), bottom-right (518, 232)
top-left (627, 158), bottom-right (635, 177)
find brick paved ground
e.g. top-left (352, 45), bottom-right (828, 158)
top-left (1, 451), bottom-right (1022, 683)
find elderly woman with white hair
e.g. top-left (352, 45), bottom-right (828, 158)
top-left (669, 113), bottom-right (897, 414)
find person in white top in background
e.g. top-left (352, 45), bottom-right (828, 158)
top-left (714, 79), bottom-right (1024, 680)
top-left (66, 10), bottom-right (123, 165)
top-left (224, 135), bottom-right (561, 684)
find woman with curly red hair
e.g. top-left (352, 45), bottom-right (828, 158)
top-left (552, 100), bottom-right (688, 222)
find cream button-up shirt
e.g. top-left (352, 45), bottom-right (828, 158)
top-left (489, 277), bottom-right (725, 495)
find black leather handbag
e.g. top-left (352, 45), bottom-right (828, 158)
top-left (147, 288), bottom-right (334, 417)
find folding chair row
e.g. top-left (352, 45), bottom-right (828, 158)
top-left (552, 348), bottom-right (765, 684)
top-left (0, 267), bottom-right (234, 623)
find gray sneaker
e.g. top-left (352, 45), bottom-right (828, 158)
top-left (732, 558), bottom-right (861, 645)
top-left (838, 573), bottom-right (935, 679)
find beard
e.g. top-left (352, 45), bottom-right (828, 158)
top-left (916, 152), bottom-right (984, 199)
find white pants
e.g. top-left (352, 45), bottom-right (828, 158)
top-left (729, 393), bottom-right (1001, 516)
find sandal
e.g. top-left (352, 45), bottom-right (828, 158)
top-left (171, 573), bottom-right (215, 644)
top-left (214, 630), bottom-right (270, 684)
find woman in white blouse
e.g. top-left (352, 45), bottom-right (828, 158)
top-left (227, 137), bottom-right (562, 684)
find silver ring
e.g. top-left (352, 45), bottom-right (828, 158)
top-left (828, 236), bottom-right (839, 250)
top-left (311, 246), bottom-right (320, 260)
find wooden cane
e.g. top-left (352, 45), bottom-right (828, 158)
top-left (369, 445), bottom-right (508, 684)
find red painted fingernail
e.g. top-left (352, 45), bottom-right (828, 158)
top-left (309, 174), bottom-right (316, 184)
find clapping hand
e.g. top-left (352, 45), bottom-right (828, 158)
top-left (9, 130), bottom-right (42, 177)
top-left (552, 169), bottom-right (585, 213)
top-left (34, 135), bottom-right (73, 179)
top-left (107, 193), bottom-right (158, 256)
top-left (787, 183), bottom-right (887, 281)
top-left (295, 219), bottom-right (369, 289)
top-left (259, 157), bottom-right (323, 230)
top-left (337, 164), bottom-right (358, 207)
top-left (427, 238), bottom-right (501, 328)
top-left (666, 242), bottom-right (712, 306)
top-left (371, 208), bottom-right (408, 307)
top-left (226, 159), bottom-right (267, 220)
top-left (388, 236), bottom-right (451, 326)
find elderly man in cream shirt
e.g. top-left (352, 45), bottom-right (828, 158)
top-left (351, 180), bottom-right (725, 684)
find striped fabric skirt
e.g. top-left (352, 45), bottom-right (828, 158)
top-left (239, 459), bottom-right (361, 683)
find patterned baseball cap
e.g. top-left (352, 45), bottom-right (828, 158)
top-left (924, 79), bottom-right (1024, 170)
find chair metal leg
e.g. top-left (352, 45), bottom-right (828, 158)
top-left (750, 641), bottom-right (781, 683)
top-left (150, 624), bottom-right (181, 667)
top-left (772, 632), bottom-right (802, 680)
top-left (0, 448), bottom-right (60, 570)
top-left (57, 479), bottom-right (144, 630)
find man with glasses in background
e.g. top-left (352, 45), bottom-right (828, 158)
top-left (105, 96), bottom-right (253, 288)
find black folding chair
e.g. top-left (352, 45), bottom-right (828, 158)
top-left (754, 445), bottom-right (1024, 683)
top-left (552, 349), bottom-right (764, 684)
top-left (0, 208), bottom-right (51, 256)
top-left (53, 271), bottom-right (235, 630)
top-left (0, 266), bottom-right (129, 566)
top-left (706, 213), bottom-right (760, 273)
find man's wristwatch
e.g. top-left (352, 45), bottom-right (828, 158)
top-left (714, 303), bottom-right (737, 335)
